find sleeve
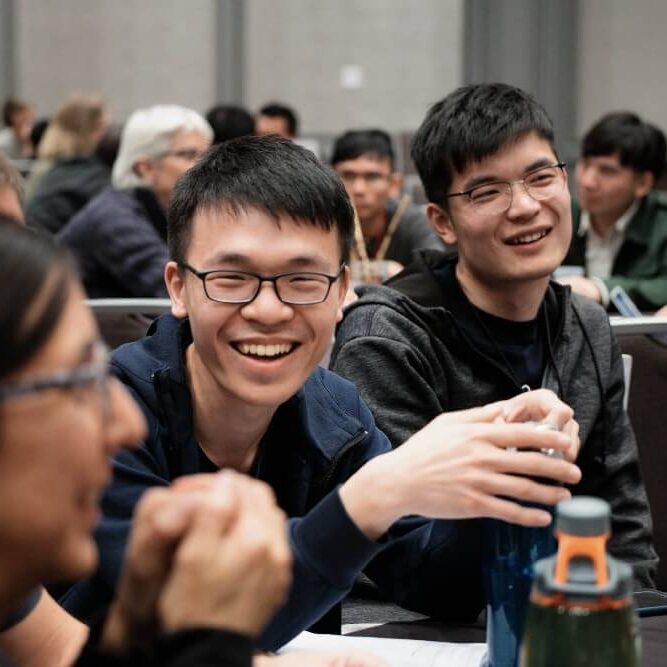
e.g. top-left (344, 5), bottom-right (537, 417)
top-left (575, 323), bottom-right (659, 587)
top-left (331, 317), bottom-right (445, 447)
top-left (91, 204), bottom-right (169, 298)
top-left (261, 391), bottom-right (485, 651)
top-left (0, 589), bottom-right (42, 633)
top-left (75, 621), bottom-right (254, 667)
top-left (603, 274), bottom-right (667, 312)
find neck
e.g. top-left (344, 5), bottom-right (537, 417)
top-left (186, 345), bottom-right (276, 472)
top-left (361, 211), bottom-right (388, 247)
top-left (589, 200), bottom-right (636, 238)
top-left (455, 261), bottom-right (548, 321)
top-left (589, 213), bottom-right (618, 239)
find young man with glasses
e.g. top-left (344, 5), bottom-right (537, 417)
top-left (332, 84), bottom-right (657, 590)
top-left (60, 135), bottom-right (584, 650)
top-left (331, 129), bottom-right (442, 271)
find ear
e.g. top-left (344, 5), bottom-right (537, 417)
top-left (132, 157), bottom-right (154, 183)
top-left (634, 170), bottom-right (654, 199)
top-left (427, 203), bottom-right (457, 245)
top-left (335, 265), bottom-right (352, 323)
top-left (388, 172), bottom-right (403, 200)
top-left (165, 261), bottom-right (189, 319)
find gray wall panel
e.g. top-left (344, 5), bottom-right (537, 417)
top-left (15, 0), bottom-right (218, 119)
top-left (244, 0), bottom-right (463, 133)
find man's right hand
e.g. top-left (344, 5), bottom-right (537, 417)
top-left (340, 400), bottom-right (581, 540)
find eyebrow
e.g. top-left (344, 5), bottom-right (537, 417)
top-left (461, 157), bottom-right (556, 191)
top-left (202, 253), bottom-right (332, 271)
top-left (74, 339), bottom-right (98, 365)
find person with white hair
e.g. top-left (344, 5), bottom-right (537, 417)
top-left (59, 105), bottom-right (212, 298)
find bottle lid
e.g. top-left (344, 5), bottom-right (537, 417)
top-left (557, 496), bottom-right (610, 537)
top-left (532, 497), bottom-right (633, 601)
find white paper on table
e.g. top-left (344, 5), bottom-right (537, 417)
top-left (280, 631), bottom-right (486, 667)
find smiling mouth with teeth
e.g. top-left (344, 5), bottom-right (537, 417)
top-left (235, 342), bottom-right (296, 359)
top-left (506, 229), bottom-right (551, 245)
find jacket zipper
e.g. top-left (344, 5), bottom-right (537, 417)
top-left (316, 429), bottom-right (368, 501)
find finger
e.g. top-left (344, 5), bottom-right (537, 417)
top-left (562, 420), bottom-right (581, 462)
top-left (502, 389), bottom-right (574, 429)
top-left (435, 403), bottom-right (504, 426)
top-left (172, 473), bottom-right (219, 493)
top-left (171, 491), bottom-right (239, 570)
top-left (493, 450), bottom-right (581, 485)
top-left (475, 422), bottom-right (573, 452)
top-left (480, 471), bottom-right (572, 507)
top-left (470, 492), bottom-right (556, 527)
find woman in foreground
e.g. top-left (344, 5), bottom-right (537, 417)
top-left (0, 217), bottom-right (385, 667)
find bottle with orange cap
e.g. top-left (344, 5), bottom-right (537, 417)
top-left (520, 496), bottom-right (640, 666)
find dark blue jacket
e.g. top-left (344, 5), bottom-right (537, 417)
top-left (58, 186), bottom-right (169, 298)
top-left (61, 315), bottom-right (482, 649)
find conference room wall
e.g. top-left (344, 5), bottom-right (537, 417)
top-left (13, 0), bottom-right (218, 119)
top-left (243, 0), bottom-right (463, 134)
top-left (577, 0), bottom-right (667, 135)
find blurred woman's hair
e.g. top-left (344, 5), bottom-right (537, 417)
top-left (37, 95), bottom-right (107, 160)
top-left (0, 218), bottom-right (73, 379)
top-left (112, 105), bottom-right (212, 189)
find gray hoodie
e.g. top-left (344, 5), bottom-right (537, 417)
top-left (332, 250), bottom-right (657, 588)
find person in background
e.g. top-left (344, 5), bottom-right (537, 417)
top-left (25, 95), bottom-right (111, 234)
top-left (205, 105), bottom-right (255, 145)
top-left (559, 112), bottom-right (667, 311)
top-left (331, 128), bottom-right (442, 279)
top-left (60, 136), bottom-right (581, 650)
top-left (0, 97), bottom-right (34, 159)
top-left (332, 84), bottom-right (657, 594)
top-left (256, 103), bottom-right (298, 139)
top-left (0, 218), bottom-right (293, 666)
top-left (59, 105), bottom-right (212, 298)
top-left (0, 152), bottom-right (25, 223)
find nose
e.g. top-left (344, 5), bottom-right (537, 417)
top-left (103, 378), bottom-right (147, 456)
top-left (240, 281), bottom-right (295, 325)
top-left (506, 181), bottom-right (541, 220)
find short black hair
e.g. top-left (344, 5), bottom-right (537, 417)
top-left (411, 83), bottom-right (555, 207)
top-left (581, 112), bottom-right (667, 181)
top-left (168, 135), bottom-right (354, 264)
top-left (330, 129), bottom-right (395, 170)
top-left (205, 105), bottom-right (255, 144)
top-left (258, 103), bottom-right (298, 137)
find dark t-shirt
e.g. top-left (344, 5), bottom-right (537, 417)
top-left (435, 262), bottom-right (546, 390)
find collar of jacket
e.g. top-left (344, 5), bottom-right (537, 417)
top-left (572, 192), bottom-right (663, 248)
top-left (112, 314), bottom-right (369, 463)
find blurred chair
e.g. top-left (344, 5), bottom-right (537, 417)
top-left (87, 298), bottom-right (170, 348)
top-left (612, 317), bottom-right (667, 590)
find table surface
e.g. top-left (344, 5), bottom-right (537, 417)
top-left (344, 598), bottom-right (666, 666)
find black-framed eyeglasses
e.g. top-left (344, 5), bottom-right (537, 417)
top-left (179, 263), bottom-right (346, 305)
top-left (446, 162), bottom-right (566, 216)
top-left (0, 341), bottom-right (111, 415)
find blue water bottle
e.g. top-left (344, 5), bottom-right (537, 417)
top-left (482, 423), bottom-right (560, 667)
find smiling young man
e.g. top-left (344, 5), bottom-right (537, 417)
top-left (332, 84), bottom-right (657, 589)
top-left (559, 112), bottom-right (667, 311)
top-left (59, 135), bottom-right (586, 649)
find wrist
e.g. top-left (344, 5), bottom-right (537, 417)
top-left (338, 452), bottom-right (406, 540)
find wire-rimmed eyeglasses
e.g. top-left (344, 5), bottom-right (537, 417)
top-left (180, 263), bottom-right (346, 305)
top-left (446, 162), bottom-right (566, 216)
